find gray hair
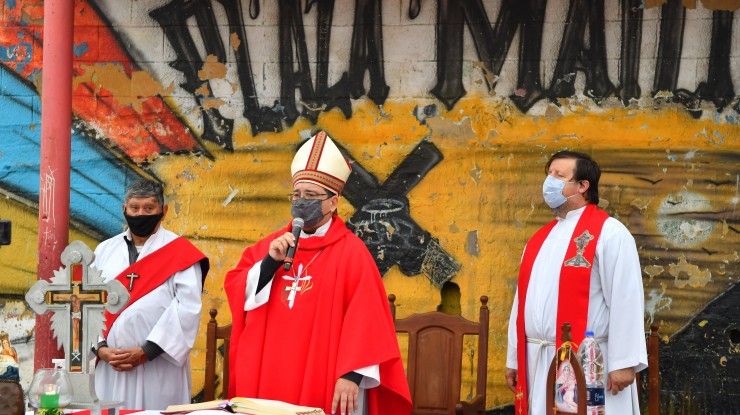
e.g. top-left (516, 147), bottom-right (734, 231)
top-left (125, 180), bottom-right (164, 206)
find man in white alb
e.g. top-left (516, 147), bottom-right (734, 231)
top-left (505, 151), bottom-right (647, 414)
top-left (92, 179), bottom-right (209, 409)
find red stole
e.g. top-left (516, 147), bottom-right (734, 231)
top-left (514, 204), bottom-right (609, 415)
top-left (104, 237), bottom-right (209, 336)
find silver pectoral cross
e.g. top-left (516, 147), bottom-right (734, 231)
top-left (282, 275), bottom-right (312, 309)
top-left (126, 272), bottom-right (139, 290)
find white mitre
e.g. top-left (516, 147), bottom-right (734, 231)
top-left (291, 130), bottom-right (352, 194)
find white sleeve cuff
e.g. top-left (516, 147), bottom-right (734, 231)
top-left (355, 364), bottom-right (380, 389)
top-left (245, 260), bottom-right (273, 311)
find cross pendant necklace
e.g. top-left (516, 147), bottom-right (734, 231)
top-left (283, 248), bottom-right (323, 309)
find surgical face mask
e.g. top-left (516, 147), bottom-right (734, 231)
top-left (542, 175), bottom-right (577, 209)
top-left (291, 198), bottom-right (328, 228)
top-left (124, 213), bottom-right (163, 237)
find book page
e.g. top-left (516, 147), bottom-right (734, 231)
top-left (162, 400), bottom-right (230, 414)
top-left (230, 397), bottom-right (324, 415)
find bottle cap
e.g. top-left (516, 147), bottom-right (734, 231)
top-left (584, 330), bottom-right (594, 337)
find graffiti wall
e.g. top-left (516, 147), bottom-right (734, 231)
top-left (0, 0), bottom-right (738, 412)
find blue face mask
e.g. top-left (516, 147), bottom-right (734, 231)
top-left (542, 175), bottom-right (577, 209)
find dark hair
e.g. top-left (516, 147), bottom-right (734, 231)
top-left (125, 180), bottom-right (165, 207)
top-left (545, 151), bottom-right (600, 204)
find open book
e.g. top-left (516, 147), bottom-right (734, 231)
top-left (162, 397), bottom-right (325, 415)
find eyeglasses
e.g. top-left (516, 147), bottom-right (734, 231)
top-left (289, 192), bottom-right (331, 201)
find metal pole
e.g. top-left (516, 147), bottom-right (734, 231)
top-left (36, 0), bottom-right (74, 370)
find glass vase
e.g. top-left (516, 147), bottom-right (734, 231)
top-left (28, 368), bottom-right (73, 410)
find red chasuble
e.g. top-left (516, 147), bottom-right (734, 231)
top-left (514, 204), bottom-right (609, 415)
top-left (224, 215), bottom-right (412, 415)
top-left (104, 237), bottom-right (209, 336)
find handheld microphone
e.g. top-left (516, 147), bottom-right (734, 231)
top-left (283, 217), bottom-right (304, 271)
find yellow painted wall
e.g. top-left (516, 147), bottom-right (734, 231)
top-left (149, 99), bottom-right (739, 406)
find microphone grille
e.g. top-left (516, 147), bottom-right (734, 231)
top-left (292, 217), bottom-right (305, 228)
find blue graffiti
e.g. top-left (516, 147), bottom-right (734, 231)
top-left (0, 43), bottom-right (32, 62)
top-left (0, 64), bottom-right (143, 238)
top-left (73, 42), bottom-right (89, 58)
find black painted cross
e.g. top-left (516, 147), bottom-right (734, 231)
top-left (341, 139), bottom-right (460, 288)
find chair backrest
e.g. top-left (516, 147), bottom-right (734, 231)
top-left (204, 308), bottom-right (232, 401)
top-left (646, 323), bottom-right (660, 415)
top-left (389, 294), bottom-right (489, 415)
top-left (637, 323), bottom-right (660, 414)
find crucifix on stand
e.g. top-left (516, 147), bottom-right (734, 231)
top-left (46, 278), bottom-right (106, 372)
top-left (26, 240), bottom-right (130, 411)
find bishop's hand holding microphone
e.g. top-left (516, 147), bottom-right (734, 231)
top-left (267, 218), bottom-right (305, 268)
top-left (283, 218), bottom-right (304, 270)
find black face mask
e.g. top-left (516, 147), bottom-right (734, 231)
top-left (124, 213), bottom-right (163, 237)
top-left (290, 198), bottom-right (328, 228)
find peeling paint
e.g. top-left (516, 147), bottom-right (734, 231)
top-left (670, 255), bottom-right (712, 288)
top-left (73, 42), bottom-right (89, 57)
top-left (700, 0), bottom-right (740, 10)
top-left (195, 85), bottom-right (210, 97)
top-left (465, 230), bottom-right (479, 257)
top-left (198, 55), bottom-right (227, 81)
top-left (202, 98), bottom-right (226, 110)
top-left (469, 163), bottom-right (482, 184)
top-left (425, 115), bottom-right (476, 140)
top-left (222, 186), bottom-right (239, 207)
top-left (72, 64), bottom-right (175, 113)
top-left (644, 264), bottom-right (665, 281)
top-left (630, 197), bottom-right (651, 211)
top-left (471, 61), bottom-right (496, 92)
top-left (645, 284), bottom-right (672, 324)
top-left (448, 222), bottom-right (459, 233)
top-left (656, 190), bottom-right (714, 247)
top-left (230, 32), bottom-right (241, 51)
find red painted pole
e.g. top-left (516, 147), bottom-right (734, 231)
top-left (36, 0), bottom-right (74, 370)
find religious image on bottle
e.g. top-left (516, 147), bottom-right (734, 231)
top-left (554, 360), bottom-right (579, 413)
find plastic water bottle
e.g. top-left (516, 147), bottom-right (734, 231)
top-left (577, 331), bottom-right (606, 415)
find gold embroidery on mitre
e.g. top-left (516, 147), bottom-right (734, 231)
top-left (564, 230), bottom-right (594, 268)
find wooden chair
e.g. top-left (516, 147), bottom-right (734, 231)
top-left (389, 294), bottom-right (489, 415)
top-left (204, 308), bottom-right (232, 401)
top-left (637, 323), bottom-right (660, 415)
